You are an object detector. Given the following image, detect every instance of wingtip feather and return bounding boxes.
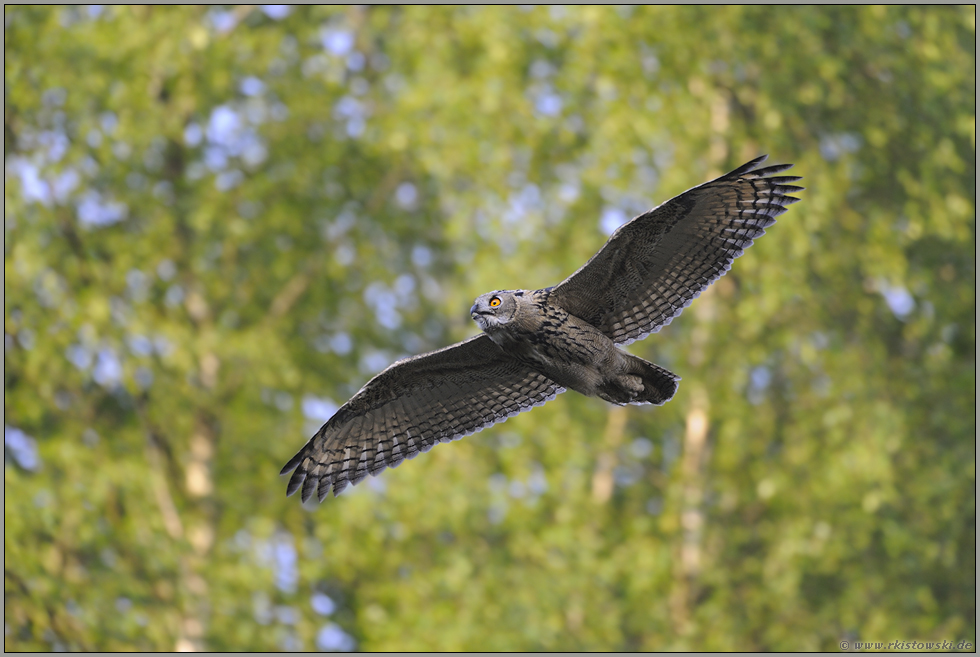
[727,154,769,178]
[332,479,349,497]
[285,468,306,497]
[749,163,796,178]
[300,471,318,503]
[317,477,332,502]
[280,449,305,476]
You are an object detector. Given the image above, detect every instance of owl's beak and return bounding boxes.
[470,303,479,317]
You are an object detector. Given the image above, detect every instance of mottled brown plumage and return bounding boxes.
[469,288,679,406]
[281,155,803,502]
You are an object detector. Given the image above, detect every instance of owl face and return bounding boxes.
[470,290,519,331]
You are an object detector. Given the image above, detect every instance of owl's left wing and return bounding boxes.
[280,334,564,502]
[550,155,803,345]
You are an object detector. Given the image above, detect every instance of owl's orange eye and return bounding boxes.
[489,297,501,307]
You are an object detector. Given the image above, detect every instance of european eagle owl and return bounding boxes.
[282,155,803,502]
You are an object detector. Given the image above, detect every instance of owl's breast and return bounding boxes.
[487,302,622,396]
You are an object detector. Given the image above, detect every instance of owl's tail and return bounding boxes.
[624,355,680,406]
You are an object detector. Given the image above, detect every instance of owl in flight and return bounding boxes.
[282,155,803,502]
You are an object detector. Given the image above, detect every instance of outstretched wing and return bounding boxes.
[280,334,564,502]
[550,155,803,345]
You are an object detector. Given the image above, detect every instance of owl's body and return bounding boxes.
[471,288,678,405]
[282,155,803,502]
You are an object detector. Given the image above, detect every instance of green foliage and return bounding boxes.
[5,5,974,651]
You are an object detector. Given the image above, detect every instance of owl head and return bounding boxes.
[470,290,521,331]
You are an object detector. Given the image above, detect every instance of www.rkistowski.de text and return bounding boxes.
[841,640,973,651]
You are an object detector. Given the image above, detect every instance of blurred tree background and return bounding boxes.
[4,5,975,651]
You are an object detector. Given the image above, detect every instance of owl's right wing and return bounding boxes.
[550,155,802,345]
[280,334,565,502]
